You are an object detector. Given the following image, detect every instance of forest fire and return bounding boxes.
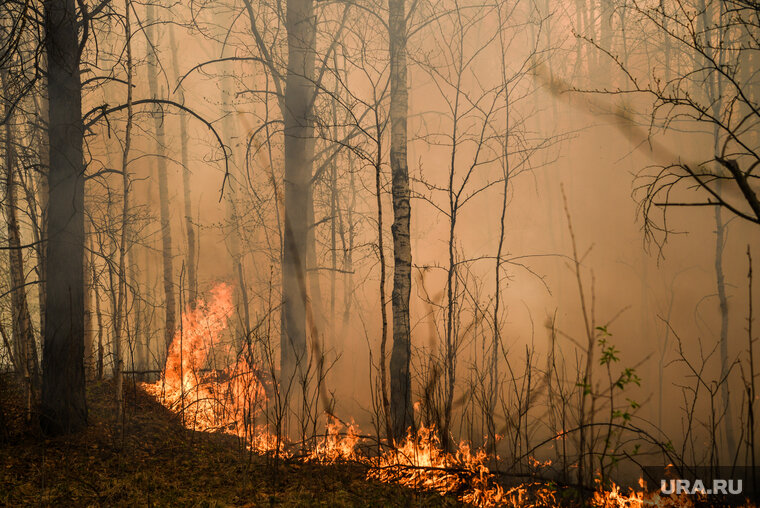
[144,283,268,437]
[143,284,512,504]
[308,417,360,463]
[2,0,759,504]
[143,285,718,507]
[367,425,505,505]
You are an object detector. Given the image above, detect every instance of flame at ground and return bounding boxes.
[368,425,506,506]
[144,283,269,441]
[590,481,697,508]
[144,285,755,507]
[308,417,360,463]
[144,284,506,504]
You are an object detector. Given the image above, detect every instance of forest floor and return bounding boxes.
[0,376,462,507]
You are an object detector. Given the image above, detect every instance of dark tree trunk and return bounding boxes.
[388,0,414,442]
[40,0,87,435]
[281,0,316,390]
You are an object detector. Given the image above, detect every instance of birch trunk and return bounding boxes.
[388,0,414,441]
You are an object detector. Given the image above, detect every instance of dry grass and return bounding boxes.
[0,375,462,507]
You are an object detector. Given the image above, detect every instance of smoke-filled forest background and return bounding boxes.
[1,0,759,505]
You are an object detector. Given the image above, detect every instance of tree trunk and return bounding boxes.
[146,1,176,354]
[338,151,355,338]
[169,23,197,307]
[281,0,316,392]
[3,102,40,414]
[490,17,511,454]
[219,58,249,346]
[699,0,737,459]
[388,0,414,442]
[83,238,95,377]
[371,107,392,440]
[599,0,612,75]
[128,244,145,372]
[714,186,736,456]
[3,87,44,389]
[41,0,87,435]
[34,97,49,351]
[306,187,325,339]
[111,0,135,424]
[330,65,339,334]
[94,243,104,381]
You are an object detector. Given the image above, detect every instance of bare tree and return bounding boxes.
[110,0,136,424]
[2,78,40,417]
[388,0,414,443]
[145,0,177,356]
[279,0,317,404]
[169,22,197,306]
[40,0,88,434]
[590,0,760,242]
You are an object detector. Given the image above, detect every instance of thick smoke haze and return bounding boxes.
[1,0,758,495]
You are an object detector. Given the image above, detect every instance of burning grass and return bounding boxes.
[366,425,505,506]
[141,283,758,508]
[0,377,464,506]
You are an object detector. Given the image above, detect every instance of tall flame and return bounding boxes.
[145,283,268,437]
[164,283,234,394]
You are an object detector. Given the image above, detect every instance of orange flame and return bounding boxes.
[590,478,704,508]
[367,425,505,506]
[144,287,755,507]
[308,417,360,463]
[164,283,233,393]
[144,283,268,440]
